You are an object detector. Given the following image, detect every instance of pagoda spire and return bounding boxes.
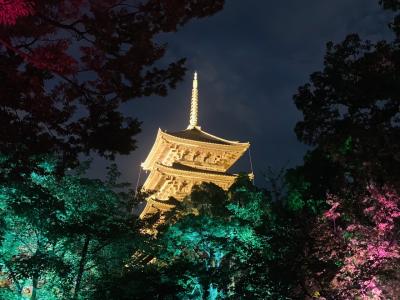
[188,71,200,129]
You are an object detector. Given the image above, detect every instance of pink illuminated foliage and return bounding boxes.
[323,195,341,232]
[311,185,400,299]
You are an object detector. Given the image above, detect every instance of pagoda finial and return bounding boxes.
[188,71,200,129]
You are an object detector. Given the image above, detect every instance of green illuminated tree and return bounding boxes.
[0,159,68,300]
[96,178,295,299]
[0,156,139,300]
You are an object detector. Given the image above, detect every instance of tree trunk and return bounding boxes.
[31,274,38,300]
[73,235,90,300]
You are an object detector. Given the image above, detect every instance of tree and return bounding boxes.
[290,1,400,298]
[0,0,225,170]
[0,156,139,300]
[306,185,400,299]
[1,2,226,298]
[380,0,400,37]
[0,156,68,300]
[95,179,297,299]
[293,1,400,190]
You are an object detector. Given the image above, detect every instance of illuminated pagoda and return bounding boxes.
[139,72,251,219]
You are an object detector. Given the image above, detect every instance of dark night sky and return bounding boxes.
[89,0,394,188]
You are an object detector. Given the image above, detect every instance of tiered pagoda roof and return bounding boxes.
[139,72,251,219]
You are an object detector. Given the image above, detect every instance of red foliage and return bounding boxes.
[30,40,78,75]
[0,0,224,86]
[0,0,224,164]
[0,0,34,25]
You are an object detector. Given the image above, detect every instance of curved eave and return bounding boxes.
[139,198,175,219]
[141,128,250,171]
[141,128,164,170]
[143,163,237,192]
[157,163,237,181]
[163,129,250,149]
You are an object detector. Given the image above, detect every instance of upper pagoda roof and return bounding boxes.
[168,127,241,145]
[141,72,250,171]
[141,128,249,171]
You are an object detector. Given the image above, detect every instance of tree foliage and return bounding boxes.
[294,1,400,189]
[96,180,296,299]
[0,1,228,299]
[0,156,139,299]
[3,0,400,299]
[0,0,224,168]
[289,1,400,298]
[306,186,400,299]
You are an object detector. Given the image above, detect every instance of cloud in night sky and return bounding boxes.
[88,0,394,188]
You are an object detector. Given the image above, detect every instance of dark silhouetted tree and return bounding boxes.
[0,0,224,171]
[294,2,400,190]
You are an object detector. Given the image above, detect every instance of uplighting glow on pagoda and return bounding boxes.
[139,72,251,218]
